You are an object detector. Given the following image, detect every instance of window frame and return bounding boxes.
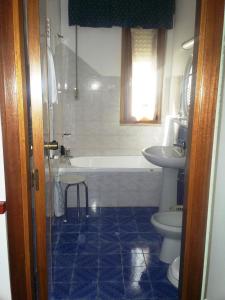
[120,28,166,125]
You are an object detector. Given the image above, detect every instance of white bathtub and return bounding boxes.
[56,155,162,208]
[67,156,156,172]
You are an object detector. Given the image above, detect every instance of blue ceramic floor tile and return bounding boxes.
[119,221,138,233]
[124,281,154,299]
[81,206,101,217]
[138,241,161,255]
[53,267,73,282]
[100,215,118,223]
[58,233,79,244]
[148,266,168,282]
[76,254,99,268]
[133,207,158,215]
[119,232,140,243]
[135,215,153,223]
[52,254,76,268]
[120,243,144,254]
[144,253,166,269]
[77,241,99,254]
[139,232,161,243]
[72,267,98,282]
[50,283,70,299]
[52,234,60,245]
[123,267,150,282]
[70,281,98,299]
[54,242,78,255]
[80,217,100,224]
[151,279,178,299]
[137,222,155,233]
[122,253,146,267]
[78,232,99,243]
[98,281,126,300]
[99,267,123,282]
[99,241,121,254]
[99,222,119,232]
[100,232,120,243]
[99,254,122,267]
[80,222,99,233]
[117,207,134,216]
[52,225,62,234]
[101,207,118,216]
[51,207,174,300]
[60,224,81,233]
[118,215,135,224]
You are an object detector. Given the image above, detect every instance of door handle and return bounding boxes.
[44,140,58,151]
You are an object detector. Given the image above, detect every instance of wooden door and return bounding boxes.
[0,0,35,299]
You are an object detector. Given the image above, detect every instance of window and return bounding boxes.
[120,28,166,124]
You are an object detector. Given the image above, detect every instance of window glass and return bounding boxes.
[120,28,165,124]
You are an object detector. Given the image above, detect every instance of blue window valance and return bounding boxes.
[68,0,175,29]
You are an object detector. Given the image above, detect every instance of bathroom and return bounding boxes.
[2,0,225,299]
[39,0,196,299]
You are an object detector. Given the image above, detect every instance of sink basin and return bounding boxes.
[142,146,186,169]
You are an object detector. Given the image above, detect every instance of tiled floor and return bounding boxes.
[50,207,178,300]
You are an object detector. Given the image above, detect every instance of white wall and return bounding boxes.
[167,0,196,115]
[0,115,12,300]
[60,0,196,114]
[52,0,196,157]
[61,0,121,77]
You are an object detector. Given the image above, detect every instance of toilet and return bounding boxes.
[151,211,183,263]
[167,256,180,288]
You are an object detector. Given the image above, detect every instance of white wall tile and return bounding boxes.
[53,44,164,156]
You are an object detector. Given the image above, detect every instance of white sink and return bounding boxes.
[142,146,186,169]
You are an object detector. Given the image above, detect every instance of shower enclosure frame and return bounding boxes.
[0,0,224,299]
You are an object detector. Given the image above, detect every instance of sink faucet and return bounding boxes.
[173,140,186,155]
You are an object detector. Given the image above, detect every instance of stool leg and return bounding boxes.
[63,185,70,223]
[82,182,89,217]
[77,184,80,222]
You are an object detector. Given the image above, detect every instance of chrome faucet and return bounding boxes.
[62,132,72,137]
[173,140,186,155]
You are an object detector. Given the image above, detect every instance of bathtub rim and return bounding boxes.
[68,155,160,172]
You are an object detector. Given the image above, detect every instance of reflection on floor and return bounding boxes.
[50,207,178,300]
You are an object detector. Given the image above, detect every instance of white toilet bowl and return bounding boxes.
[167,256,180,288]
[151,211,183,263]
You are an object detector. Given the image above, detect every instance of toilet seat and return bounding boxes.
[167,256,180,288]
[151,211,183,263]
[151,211,182,239]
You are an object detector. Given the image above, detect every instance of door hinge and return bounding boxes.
[31,169,39,191]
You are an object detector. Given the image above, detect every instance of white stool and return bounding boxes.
[60,174,89,222]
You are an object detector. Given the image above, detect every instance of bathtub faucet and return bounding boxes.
[62,132,71,137]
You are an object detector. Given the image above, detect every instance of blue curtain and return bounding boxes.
[68,0,175,29]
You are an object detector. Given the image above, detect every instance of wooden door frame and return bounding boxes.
[180,0,225,299]
[0,0,224,299]
[0,0,34,299]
